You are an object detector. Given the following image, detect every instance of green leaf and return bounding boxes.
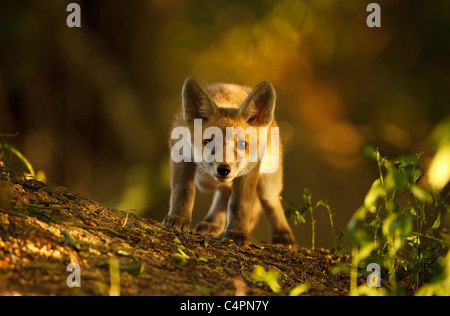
[392,154,422,167]
[366,216,381,227]
[428,184,441,205]
[331,264,352,275]
[316,199,329,208]
[289,284,309,296]
[431,213,441,230]
[328,208,337,217]
[285,208,306,225]
[9,146,35,177]
[411,185,433,204]
[303,188,312,208]
[364,179,385,211]
[403,207,416,217]
[176,244,186,251]
[265,271,282,293]
[251,265,282,294]
[354,242,378,263]
[172,248,190,266]
[411,259,426,276]
[280,196,299,210]
[145,228,161,238]
[115,249,132,257]
[361,145,378,160]
[197,255,213,263]
[386,199,396,213]
[385,168,408,191]
[295,213,306,224]
[383,214,413,238]
[407,168,423,183]
[252,265,266,280]
[365,216,376,225]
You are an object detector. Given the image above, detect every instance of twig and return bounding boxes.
[302,255,341,289]
[32,205,65,212]
[67,208,87,222]
[71,223,123,237]
[122,212,129,228]
[0,209,32,219]
[32,203,87,223]
[37,201,62,205]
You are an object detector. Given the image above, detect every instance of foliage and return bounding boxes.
[251,264,309,296]
[0,135,35,178]
[348,145,449,295]
[283,142,449,296]
[281,190,343,252]
[415,251,450,296]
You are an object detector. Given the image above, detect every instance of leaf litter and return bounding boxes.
[0,175,351,296]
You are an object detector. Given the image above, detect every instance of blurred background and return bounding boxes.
[0,0,449,248]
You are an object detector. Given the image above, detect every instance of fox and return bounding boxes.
[162,77,295,245]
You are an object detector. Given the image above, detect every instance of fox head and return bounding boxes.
[181,77,278,182]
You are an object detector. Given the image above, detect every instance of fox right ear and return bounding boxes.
[182,77,217,123]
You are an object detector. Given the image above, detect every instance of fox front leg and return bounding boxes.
[163,160,197,231]
[258,172,296,245]
[194,186,231,236]
[224,167,259,244]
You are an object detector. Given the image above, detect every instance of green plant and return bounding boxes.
[416,250,450,296]
[0,135,35,178]
[348,145,449,295]
[281,189,342,252]
[251,264,309,296]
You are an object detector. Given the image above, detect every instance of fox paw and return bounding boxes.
[194,221,224,236]
[223,230,251,245]
[162,215,191,232]
[271,231,296,245]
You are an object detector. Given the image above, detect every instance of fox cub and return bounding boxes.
[162,77,295,245]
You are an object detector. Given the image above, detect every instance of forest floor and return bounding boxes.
[0,174,352,296]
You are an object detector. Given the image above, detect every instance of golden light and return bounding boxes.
[428,144,450,192]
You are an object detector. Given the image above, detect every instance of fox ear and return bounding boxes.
[182,77,217,123]
[239,80,276,126]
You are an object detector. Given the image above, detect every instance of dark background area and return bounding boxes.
[0,0,449,248]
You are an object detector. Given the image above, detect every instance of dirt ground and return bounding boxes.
[0,173,351,296]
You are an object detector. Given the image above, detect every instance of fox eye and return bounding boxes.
[204,139,213,145]
[237,140,247,150]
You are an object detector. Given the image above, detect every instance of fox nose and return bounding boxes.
[217,164,231,176]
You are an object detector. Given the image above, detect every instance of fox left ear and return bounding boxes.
[239,80,276,126]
